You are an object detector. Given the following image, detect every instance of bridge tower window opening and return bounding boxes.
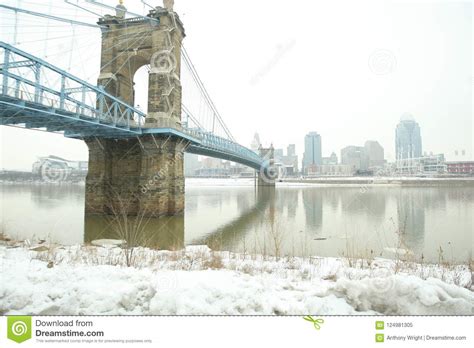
[133,64,150,121]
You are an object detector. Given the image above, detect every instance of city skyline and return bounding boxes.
[0,0,472,171]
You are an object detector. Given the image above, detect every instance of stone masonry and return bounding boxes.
[96,6,185,128]
[85,135,186,217]
[84,4,187,217]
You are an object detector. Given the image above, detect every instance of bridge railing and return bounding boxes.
[0,42,267,169]
[182,126,265,169]
[0,42,145,133]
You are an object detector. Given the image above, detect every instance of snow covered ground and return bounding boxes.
[0,243,472,315]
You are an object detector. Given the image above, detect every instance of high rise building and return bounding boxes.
[282,144,298,174]
[184,153,200,177]
[250,133,261,153]
[274,148,284,162]
[322,152,338,165]
[341,146,369,172]
[364,140,385,168]
[302,132,322,173]
[395,114,422,160]
[287,144,296,156]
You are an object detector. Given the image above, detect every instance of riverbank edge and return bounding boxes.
[2,176,474,187]
[1,237,473,315]
[281,177,474,186]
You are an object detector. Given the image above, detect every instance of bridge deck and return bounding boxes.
[0,42,266,170]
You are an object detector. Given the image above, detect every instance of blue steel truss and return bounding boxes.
[0,41,145,137]
[0,42,266,170]
[183,128,264,170]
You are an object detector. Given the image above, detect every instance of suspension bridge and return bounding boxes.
[0,0,275,217]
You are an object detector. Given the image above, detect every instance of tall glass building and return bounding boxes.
[303,132,322,172]
[395,114,422,160]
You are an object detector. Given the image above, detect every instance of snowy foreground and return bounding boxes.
[0,243,473,315]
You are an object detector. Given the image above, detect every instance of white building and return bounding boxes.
[395,154,446,175]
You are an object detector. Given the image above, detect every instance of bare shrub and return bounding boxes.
[106,190,152,267]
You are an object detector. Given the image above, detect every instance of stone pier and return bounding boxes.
[85,135,186,217]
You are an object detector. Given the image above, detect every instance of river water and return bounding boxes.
[1,179,472,263]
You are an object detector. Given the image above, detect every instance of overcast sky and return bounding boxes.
[0,0,472,170]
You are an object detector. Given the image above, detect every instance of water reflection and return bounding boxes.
[302,189,323,232]
[1,181,472,263]
[84,214,185,250]
[397,190,425,254]
[339,188,386,219]
[30,184,84,208]
[285,189,298,218]
[194,187,274,250]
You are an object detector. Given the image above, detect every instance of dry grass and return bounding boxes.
[18,242,473,290]
[105,191,153,267]
[202,252,224,270]
[0,233,11,242]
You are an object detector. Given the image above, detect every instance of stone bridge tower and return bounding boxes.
[84,2,187,218]
[96,2,184,127]
[258,146,276,187]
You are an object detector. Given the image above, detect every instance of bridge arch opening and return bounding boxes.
[133,64,150,115]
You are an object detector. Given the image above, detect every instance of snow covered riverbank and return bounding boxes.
[0,243,472,315]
